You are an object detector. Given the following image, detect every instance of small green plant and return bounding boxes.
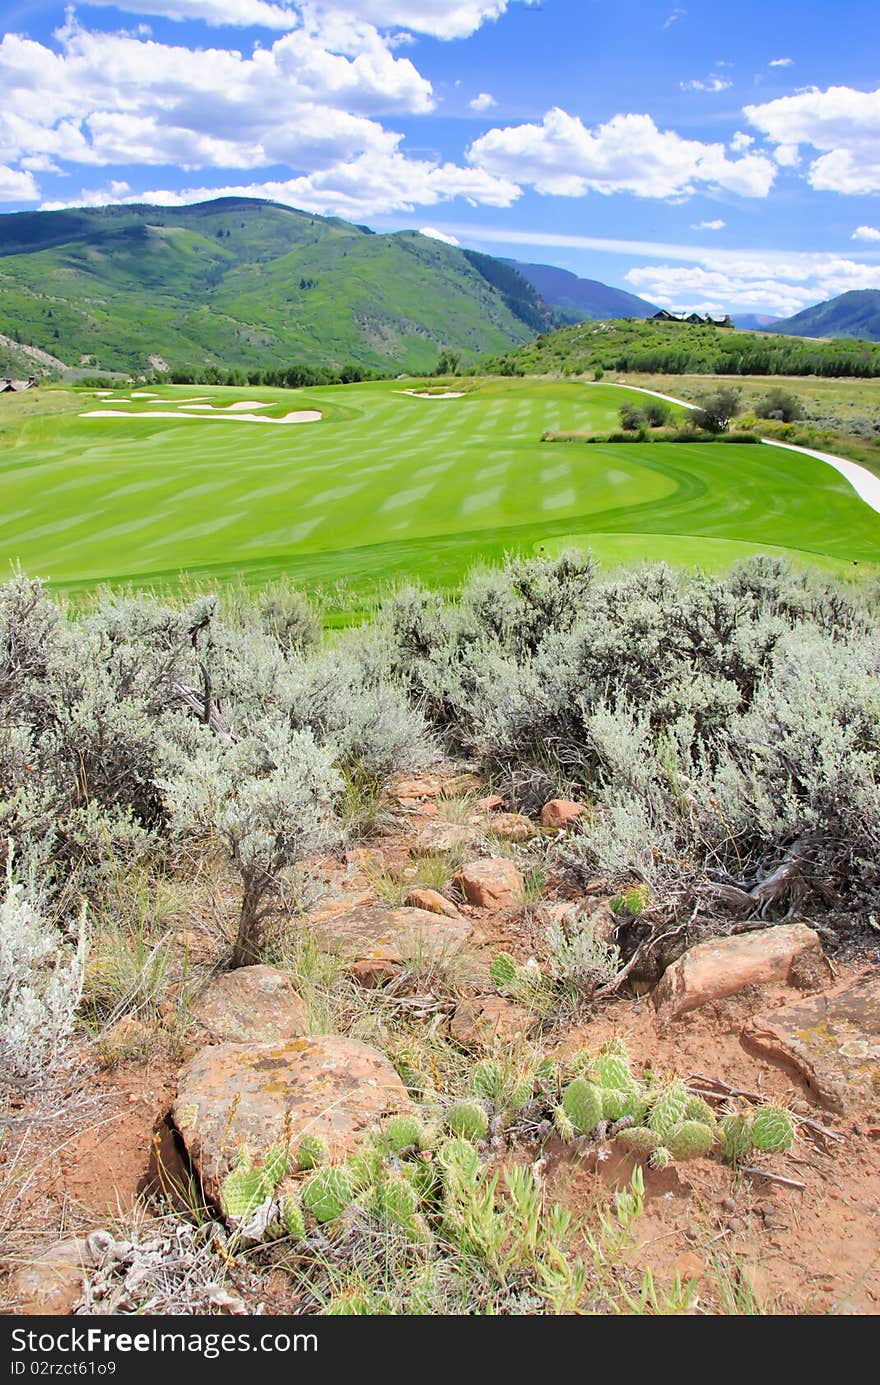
[446,1100,490,1141]
[609,885,651,917]
[720,1104,795,1161]
[301,1166,355,1224]
[296,1134,328,1170]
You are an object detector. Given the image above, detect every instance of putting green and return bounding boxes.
[1,377,878,595]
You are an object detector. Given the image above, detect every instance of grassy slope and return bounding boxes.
[2,378,878,599]
[0,201,541,376]
[769,290,880,342]
[483,316,880,376]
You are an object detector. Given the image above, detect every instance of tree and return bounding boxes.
[692,387,741,434]
[435,349,461,377]
[755,387,804,423]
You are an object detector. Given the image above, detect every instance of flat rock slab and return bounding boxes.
[7,1240,89,1316]
[450,996,538,1050]
[173,1036,411,1198]
[745,971,880,1113]
[403,887,462,919]
[190,965,308,1044]
[653,923,828,1021]
[454,858,525,910]
[312,905,472,968]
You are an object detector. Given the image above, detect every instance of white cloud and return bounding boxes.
[680,76,733,93]
[419,225,460,244]
[86,0,300,27]
[730,131,754,152]
[0,163,39,202]
[468,108,777,199]
[45,152,519,219]
[469,92,497,113]
[664,8,686,28]
[769,57,793,68]
[626,254,880,317]
[0,17,434,176]
[853,225,880,242]
[692,219,725,230]
[85,1,516,39]
[745,84,880,193]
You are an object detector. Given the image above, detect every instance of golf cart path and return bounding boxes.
[595,381,880,517]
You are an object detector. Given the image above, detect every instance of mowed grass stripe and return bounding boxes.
[1,376,878,593]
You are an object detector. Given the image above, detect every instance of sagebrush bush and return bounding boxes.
[0,863,87,1088]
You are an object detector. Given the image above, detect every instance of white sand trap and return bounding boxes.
[398,389,466,399]
[81,409,321,425]
[130,391,158,398]
[178,400,272,412]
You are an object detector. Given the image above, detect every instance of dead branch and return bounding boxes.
[739,1167,806,1191]
[688,1073,843,1143]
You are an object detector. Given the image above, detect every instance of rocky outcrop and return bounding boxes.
[653,924,829,1020]
[190,965,308,1045]
[454,858,524,910]
[312,905,472,981]
[172,1036,411,1201]
[540,799,587,829]
[744,971,880,1113]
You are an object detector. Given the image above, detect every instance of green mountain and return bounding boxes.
[0,198,559,375]
[504,259,657,321]
[768,290,880,342]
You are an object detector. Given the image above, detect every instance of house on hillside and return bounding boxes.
[651,310,732,328]
[0,377,37,392]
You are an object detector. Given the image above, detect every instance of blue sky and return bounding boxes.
[1,0,879,314]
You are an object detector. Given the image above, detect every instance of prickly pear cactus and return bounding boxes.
[301,1166,354,1224]
[404,1156,440,1202]
[599,1086,628,1122]
[751,1106,795,1154]
[281,1193,306,1241]
[596,1051,631,1092]
[471,1059,504,1105]
[649,1145,672,1170]
[553,1105,576,1141]
[600,1037,629,1060]
[262,1141,290,1189]
[720,1113,754,1161]
[376,1174,420,1231]
[296,1134,327,1171]
[346,1147,383,1195]
[490,952,518,991]
[446,1100,489,1141]
[508,1074,534,1113]
[561,1077,603,1134]
[615,1126,661,1156]
[684,1095,717,1129]
[381,1114,424,1154]
[648,1079,689,1139]
[666,1119,716,1161]
[220,1162,268,1220]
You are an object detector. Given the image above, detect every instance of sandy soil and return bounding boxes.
[398,389,467,399]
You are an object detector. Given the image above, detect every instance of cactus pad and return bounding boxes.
[561,1077,603,1134]
[261,1141,290,1190]
[666,1119,715,1161]
[220,1164,268,1220]
[381,1114,424,1154]
[751,1106,795,1154]
[648,1079,689,1139]
[615,1126,661,1156]
[446,1100,490,1141]
[301,1166,354,1224]
[720,1114,754,1161]
[296,1134,327,1171]
[281,1194,306,1241]
[471,1060,505,1105]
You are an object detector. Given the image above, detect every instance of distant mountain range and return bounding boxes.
[0,198,561,375]
[504,259,657,322]
[730,314,782,332]
[767,290,880,342]
[2,197,877,376]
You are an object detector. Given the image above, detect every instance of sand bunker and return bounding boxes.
[81,409,321,425]
[178,400,271,412]
[399,389,466,399]
[130,391,158,398]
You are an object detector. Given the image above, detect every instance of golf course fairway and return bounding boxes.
[2,377,878,597]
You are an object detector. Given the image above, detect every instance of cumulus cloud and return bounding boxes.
[0,163,39,202]
[0,16,434,176]
[692,219,725,230]
[419,225,460,244]
[626,253,880,317]
[768,57,793,68]
[853,225,880,242]
[745,84,880,193]
[44,151,520,219]
[86,1,517,39]
[468,108,777,199]
[470,92,498,112]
